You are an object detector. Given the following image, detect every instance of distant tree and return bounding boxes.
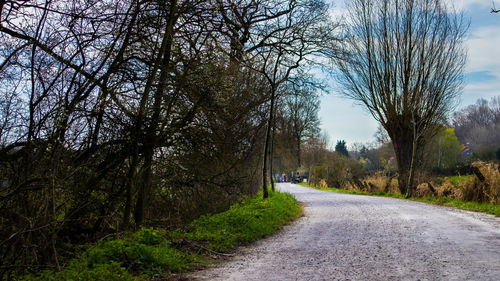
[228,0,339,197]
[283,83,321,167]
[302,133,329,182]
[335,140,349,157]
[333,0,468,196]
[453,97,500,160]
[438,128,463,169]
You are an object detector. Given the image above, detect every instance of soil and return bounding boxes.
[183,183,500,280]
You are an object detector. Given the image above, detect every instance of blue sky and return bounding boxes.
[319,0,500,148]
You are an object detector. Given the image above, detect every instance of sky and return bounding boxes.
[318,0,500,149]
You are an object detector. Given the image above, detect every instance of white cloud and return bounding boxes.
[449,0,490,11]
[466,25,500,73]
[460,24,500,106]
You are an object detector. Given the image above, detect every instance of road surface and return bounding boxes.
[186,183,500,280]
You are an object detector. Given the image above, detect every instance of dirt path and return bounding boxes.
[185,183,500,280]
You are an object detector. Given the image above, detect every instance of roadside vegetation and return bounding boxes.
[0,0,330,278]
[24,190,301,280]
[300,160,500,217]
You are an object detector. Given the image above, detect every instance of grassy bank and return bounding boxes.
[299,182,500,217]
[26,190,302,280]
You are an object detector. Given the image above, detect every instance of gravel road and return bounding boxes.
[186,183,500,280]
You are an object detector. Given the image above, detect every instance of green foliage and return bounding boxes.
[439,128,464,169]
[185,190,302,252]
[27,228,195,281]
[441,175,475,186]
[26,262,137,281]
[26,191,301,280]
[496,147,500,160]
[424,127,464,170]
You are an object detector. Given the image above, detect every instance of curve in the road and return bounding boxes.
[186,183,500,281]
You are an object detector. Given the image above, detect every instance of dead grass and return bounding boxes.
[317,179,328,188]
[436,178,457,199]
[461,161,500,204]
[362,171,398,193]
[415,183,434,197]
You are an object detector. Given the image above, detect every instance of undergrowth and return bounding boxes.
[25,190,301,280]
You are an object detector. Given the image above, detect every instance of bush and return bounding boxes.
[27,228,196,281]
[310,152,365,188]
[415,183,434,198]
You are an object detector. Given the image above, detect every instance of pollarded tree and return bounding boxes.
[334,0,468,196]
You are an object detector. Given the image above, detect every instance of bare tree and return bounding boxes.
[334,0,468,196]
[453,96,500,159]
[215,0,339,197]
[281,82,321,168]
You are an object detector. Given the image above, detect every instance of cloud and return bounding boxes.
[466,25,500,73]
[449,0,491,11]
[461,24,500,105]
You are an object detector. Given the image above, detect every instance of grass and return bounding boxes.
[414,196,500,217]
[438,174,475,186]
[299,182,500,217]
[26,190,301,280]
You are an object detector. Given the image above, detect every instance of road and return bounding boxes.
[186,183,500,280]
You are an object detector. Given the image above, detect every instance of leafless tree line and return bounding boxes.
[453,96,500,159]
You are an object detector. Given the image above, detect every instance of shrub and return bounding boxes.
[27,228,195,281]
[310,152,365,188]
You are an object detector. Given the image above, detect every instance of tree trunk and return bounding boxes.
[270,118,276,192]
[296,134,301,168]
[391,131,414,195]
[262,90,276,199]
[134,0,178,226]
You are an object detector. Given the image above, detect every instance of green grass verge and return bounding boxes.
[26,190,301,280]
[413,196,500,217]
[437,174,475,186]
[299,182,500,217]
